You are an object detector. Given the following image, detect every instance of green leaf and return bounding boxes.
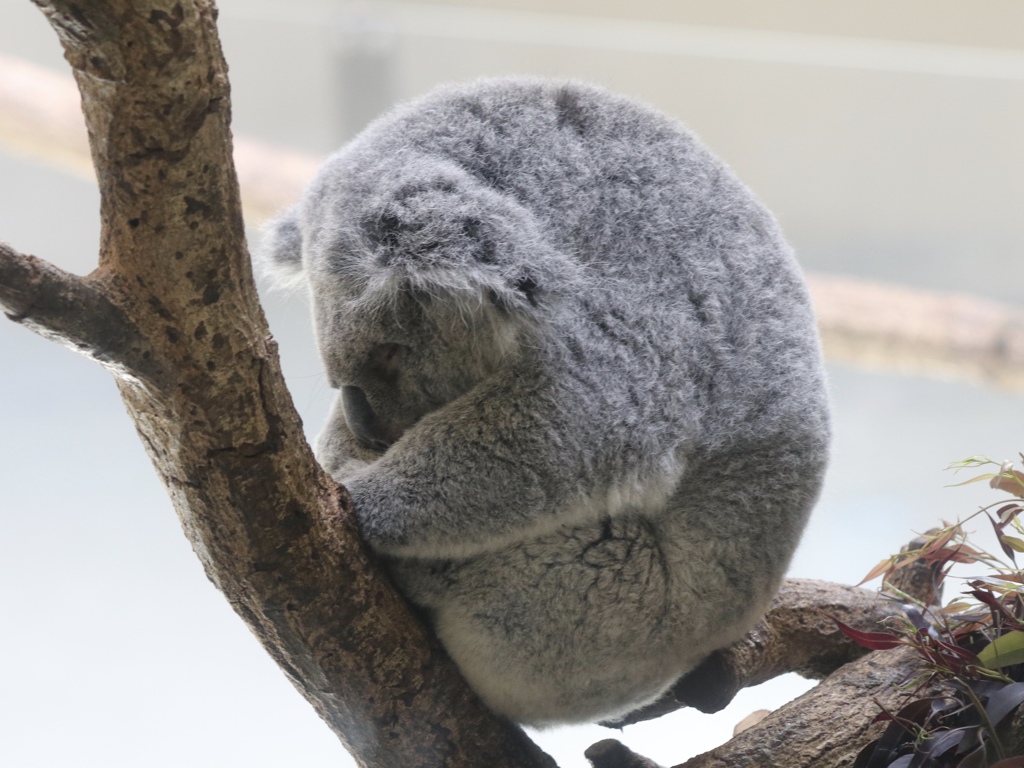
[978,630,1024,669]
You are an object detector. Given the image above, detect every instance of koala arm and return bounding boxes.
[315,396,378,478]
[342,370,683,559]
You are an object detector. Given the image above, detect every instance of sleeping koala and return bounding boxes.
[263,78,830,727]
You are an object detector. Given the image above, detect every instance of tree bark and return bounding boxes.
[671,646,932,768]
[5,2,552,767]
[602,579,910,727]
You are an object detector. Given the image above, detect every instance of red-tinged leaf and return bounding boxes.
[893,697,938,725]
[921,545,983,566]
[996,503,1024,524]
[825,613,904,650]
[990,758,1024,768]
[931,638,981,666]
[984,681,1024,726]
[968,590,1021,628]
[922,526,960,556]
[861,557,897,586]
[991,466,1024,497]
[969,589,1002,608]
[989,514,1019,562]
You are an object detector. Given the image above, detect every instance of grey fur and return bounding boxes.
[262,78,830,727]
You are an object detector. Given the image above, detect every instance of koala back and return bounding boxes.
[263,78,830,726]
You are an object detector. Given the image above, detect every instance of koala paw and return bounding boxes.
[342,470,412,554]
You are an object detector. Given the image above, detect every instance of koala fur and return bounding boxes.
[263,78,830,727]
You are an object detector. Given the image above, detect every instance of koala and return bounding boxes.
[263,78,830,727]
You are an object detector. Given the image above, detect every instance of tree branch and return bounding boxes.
[591,647,939,768]
[809,273,1024,392]
[602,579,905,728]
[9,2,553,766]
[0,241,159,380]
[590,545,954,766]
[671,646,932,768]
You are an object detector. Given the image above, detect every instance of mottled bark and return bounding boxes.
[4,2,552,767]
[591,647,938,768]
[671,647,931,768]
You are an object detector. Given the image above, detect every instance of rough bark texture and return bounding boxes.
[671,647,933,768]
[5,2,553,767]
[591,647,952,768]
[607,543,943,728]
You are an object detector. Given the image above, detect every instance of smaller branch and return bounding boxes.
[0,242,158,381]
[604,578,913,728]
[604,535,953,727]
[592,647,940,768]
[675,646,932,768]
[809,273,1024,392]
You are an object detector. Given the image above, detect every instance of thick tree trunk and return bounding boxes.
[5,2,553,766]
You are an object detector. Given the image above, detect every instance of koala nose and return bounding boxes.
[340,385,398,453]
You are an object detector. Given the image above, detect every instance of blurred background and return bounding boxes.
[1,1,1022,766]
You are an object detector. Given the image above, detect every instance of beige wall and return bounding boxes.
[427,0,1024,48]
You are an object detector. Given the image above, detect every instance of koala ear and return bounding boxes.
[256,206,306,289]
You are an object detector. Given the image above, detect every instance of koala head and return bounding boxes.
[261,148,580,466]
